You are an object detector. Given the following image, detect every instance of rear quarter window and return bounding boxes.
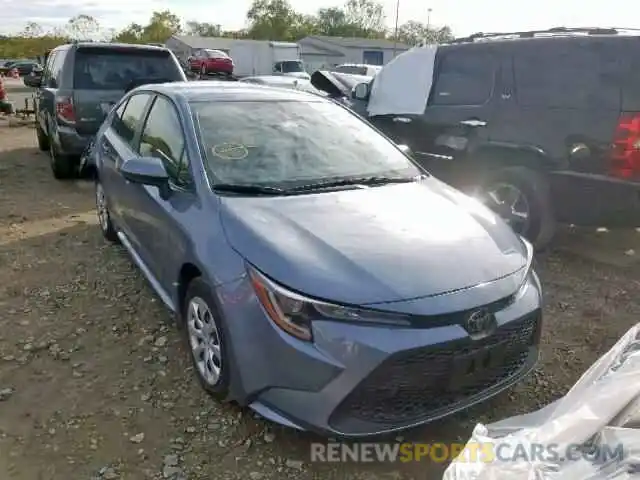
[514,40,621,110]
[73,48,183,90]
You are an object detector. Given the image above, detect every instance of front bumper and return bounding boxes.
[218,271,543,438]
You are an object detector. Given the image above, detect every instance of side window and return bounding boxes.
[139,96,189,186]
[273,62,282,73]
[111,94,151,146]
[431,49,496,106]
[42,52,57,86]
[49,51,64,87]
[514,42,620,110]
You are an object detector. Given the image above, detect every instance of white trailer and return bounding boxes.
[230,41,309,79]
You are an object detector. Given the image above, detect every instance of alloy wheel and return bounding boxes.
[187,296,223,386]
[482,182,530,234]
[95,182,109,232]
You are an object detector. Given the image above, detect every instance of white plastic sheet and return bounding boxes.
[366,45,437,117]
[443,323,640,479]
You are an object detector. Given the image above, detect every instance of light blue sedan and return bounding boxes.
[90,80,543,437]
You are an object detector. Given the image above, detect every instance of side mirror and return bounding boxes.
[120,156,169,188]
[352,82,370,101]
[398,144,412,156]
[23,72,42,88]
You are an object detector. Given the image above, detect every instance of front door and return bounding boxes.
[128,94,194,289]
[371,45,502,187]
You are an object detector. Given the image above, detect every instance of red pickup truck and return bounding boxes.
[188,49,234,76]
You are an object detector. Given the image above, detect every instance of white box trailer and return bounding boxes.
[230,41,309,79]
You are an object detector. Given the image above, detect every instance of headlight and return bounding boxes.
[247,265,410,341]
[514,236,535,300]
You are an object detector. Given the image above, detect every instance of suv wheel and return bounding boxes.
[479,167,556,250]
[49,141,77,180]
[181,278,230,400]
[36,123,49,151]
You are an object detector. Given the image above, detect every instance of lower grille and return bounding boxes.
[329,311,541,432]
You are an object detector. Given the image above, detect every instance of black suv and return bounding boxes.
[350,27,640,248]
[25,42,186,180]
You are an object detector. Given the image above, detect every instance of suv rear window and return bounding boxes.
[73,48,182,90]
[514,41,621,110]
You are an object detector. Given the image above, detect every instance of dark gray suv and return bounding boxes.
[25,42,186,179]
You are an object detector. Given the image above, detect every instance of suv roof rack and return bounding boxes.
[449,27,640,44]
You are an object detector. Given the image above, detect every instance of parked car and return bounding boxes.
[327,27,640,249]
[332,63,382,77]
[24,42,186,180]
[188,49,234,76]
[239,75,325,95]
[0,60,40,76]
[90,81,543,437]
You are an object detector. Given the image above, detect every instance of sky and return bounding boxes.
[2,0,640,37]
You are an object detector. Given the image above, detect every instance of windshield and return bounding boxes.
[73,48,183,90]
[191,100,419,188]
[281,61,304,73]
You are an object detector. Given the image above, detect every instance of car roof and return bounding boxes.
[56,42,171,52]
[148,81,324,102]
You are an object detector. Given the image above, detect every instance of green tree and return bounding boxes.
[394,21,453,46]
[314,7,353,37]
[186,21,222,37]
[112,23,145,43]
[246,0,302,41]
[21,22,44,38]
[142,10,183,42]
[344,0,386,38]
[67,14,102,40]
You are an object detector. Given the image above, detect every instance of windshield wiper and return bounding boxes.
[286,175,424,193]
[212,184,286,195]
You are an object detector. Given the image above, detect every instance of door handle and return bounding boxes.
[460,119,487,127]
[393,117,412,123]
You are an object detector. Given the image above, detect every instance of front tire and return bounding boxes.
[182,278,230,400]
[479,166,556,250]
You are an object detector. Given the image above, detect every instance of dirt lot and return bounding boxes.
[0,126,639,480]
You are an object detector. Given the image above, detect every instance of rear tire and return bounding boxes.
[36,123,49,151]
[49,141,77,180]
[479,166,556,250]
[95,179,118,243]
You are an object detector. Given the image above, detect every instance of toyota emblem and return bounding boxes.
[464,309,496,337]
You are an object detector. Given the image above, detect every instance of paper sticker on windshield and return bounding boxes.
[211,143,248,160]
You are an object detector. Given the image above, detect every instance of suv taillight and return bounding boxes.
[55,96,75,123]
[611,113,640,180]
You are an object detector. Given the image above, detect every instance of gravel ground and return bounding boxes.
[0,126,639,480]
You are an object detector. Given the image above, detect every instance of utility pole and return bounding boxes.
[423,7,433,46]
[392,0,400,57]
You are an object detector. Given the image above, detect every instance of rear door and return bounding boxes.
[100,92,154,251]
[371,44,501,183]
[72,46,184,136]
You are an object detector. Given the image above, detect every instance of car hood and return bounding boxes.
[220,178,528,305]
